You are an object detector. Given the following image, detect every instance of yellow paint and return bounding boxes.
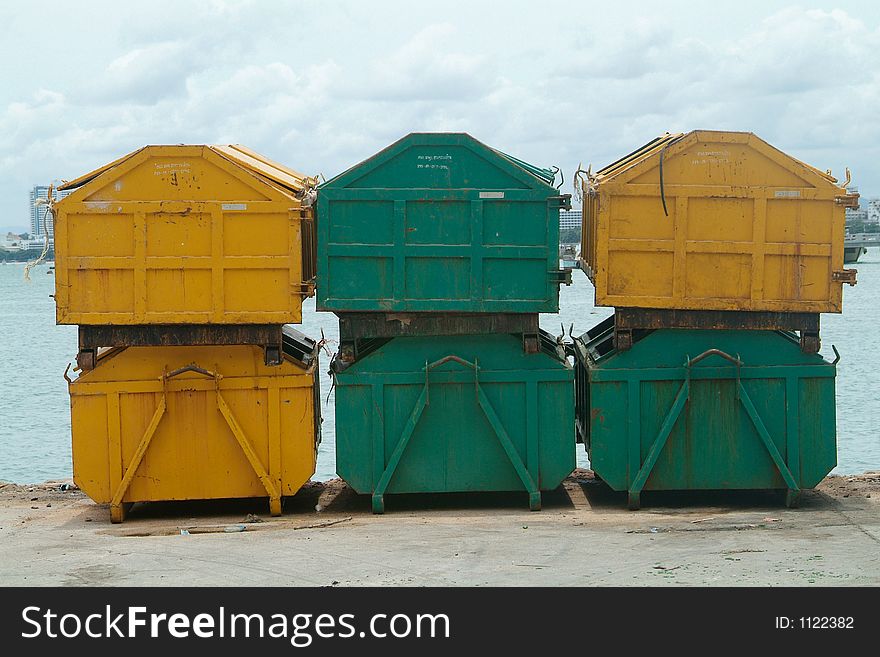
[69,344,319,521]
[54,145,317,325]
[581,131,856,312]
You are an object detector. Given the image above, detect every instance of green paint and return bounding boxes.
[317,133,569,313]
[334,333,574,512]
[575,328,837,503]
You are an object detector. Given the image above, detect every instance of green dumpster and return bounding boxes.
[574,320,837,509]
[332,332,575,512]
[317,133,571,314]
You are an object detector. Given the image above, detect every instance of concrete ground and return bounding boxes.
[1,470,878,586]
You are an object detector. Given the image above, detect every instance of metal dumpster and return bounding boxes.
[69,329,321,522]
[574,320,836,508]
[317,133,571,314]
[54,144,318,326]
[332,331,574,512]
[579,130,858,313]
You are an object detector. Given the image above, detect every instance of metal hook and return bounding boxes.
[573,163,591,202]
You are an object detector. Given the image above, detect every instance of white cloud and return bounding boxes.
[346,23,493,101]
[85,40,195,104]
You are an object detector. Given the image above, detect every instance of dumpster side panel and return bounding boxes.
[586,380,629,491]
[119,388,268,501]
[381,381,525,493]
[70,345,318,505]
[538,380,577,488]
[280,382,319,496]
[317,133,565,314]
[584,131,850,313]
[318,193,560,312]
[70,393,112,503]
[580,329,837,494]
[54,145,308,325]
[334,334,574,498]
[643,377,787,491]
[334,384,375,494]
[799,376,838,488]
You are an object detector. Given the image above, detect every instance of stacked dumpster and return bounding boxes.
[575,130,858,508]
[319,133,575,512]
[53,145,322,522]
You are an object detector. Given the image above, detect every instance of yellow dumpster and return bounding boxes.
[69,329,321,522]
[580,131,858,313]
[54,145,318,325]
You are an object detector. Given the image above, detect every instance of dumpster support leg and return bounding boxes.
[372,387,429,514]
[628,379,689,510]
[110,396,167,523]
[737,383,800,504]
[216,392,283,516]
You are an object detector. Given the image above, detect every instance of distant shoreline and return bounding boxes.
[0,253,54,264]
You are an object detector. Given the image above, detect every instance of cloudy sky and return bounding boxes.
[1,0,878,231]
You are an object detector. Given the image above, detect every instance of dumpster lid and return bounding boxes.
[59,144,317,194]
[321,132,559,190]
[58,147,149,191]
[492,149,556,185]
[596,132,684,178]
[211,144,317,193]
[593,130,841,186]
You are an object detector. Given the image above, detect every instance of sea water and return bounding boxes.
[0,259,876,483]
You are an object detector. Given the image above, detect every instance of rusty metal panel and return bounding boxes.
[614,308,820,332]
[76,325,320,369]
[579,130,856,313]
[337,312,540,340]
[53,145,318,326]
[78,324,284,348]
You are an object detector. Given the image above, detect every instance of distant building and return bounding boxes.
[29,183,70,239]
[559,209,581,231]
[2,232,25,249]
[866,198,880,224]
[2,232,45,251]
[845,207,869,224]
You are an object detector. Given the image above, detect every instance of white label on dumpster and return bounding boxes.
[479,192,505,199]
[221,203,247,210]
[774,190,801,198]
